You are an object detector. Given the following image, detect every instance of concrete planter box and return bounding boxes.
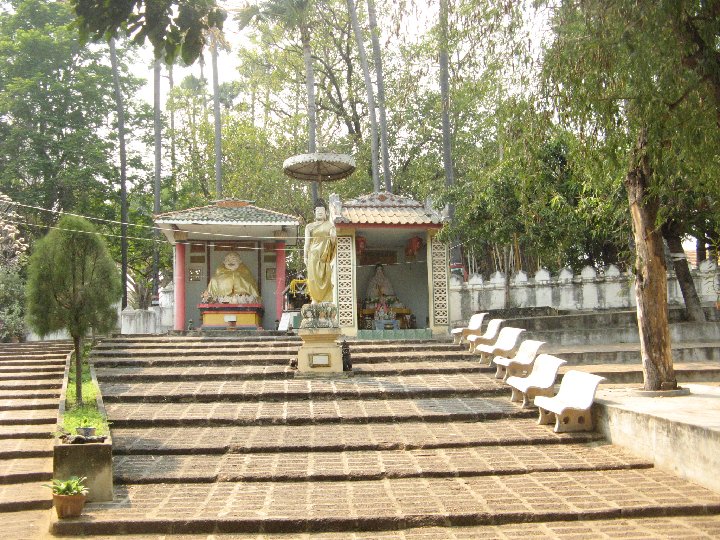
[55,352,113,502]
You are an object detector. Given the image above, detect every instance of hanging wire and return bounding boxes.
[7,200,307,241]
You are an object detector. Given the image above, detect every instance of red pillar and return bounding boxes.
[275,241,286,321]
[174,242,186,331]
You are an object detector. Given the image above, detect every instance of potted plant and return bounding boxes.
[76,417,96,437]
[44,476,88,518]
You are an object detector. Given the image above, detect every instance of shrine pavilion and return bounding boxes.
[328,192,450,338]
[155,199,300,330]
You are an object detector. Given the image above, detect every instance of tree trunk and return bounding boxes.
[624,129,677,391]
[211,35,223,199]
[366,0,391,192]
[168,64,177,202]
[153,58,162,297]
[347,0,380,193]
[300,25,319,205]
[439,0,463,272]
[662,221,706,322]
[697,236,707,264]
[109,38,128,310]
[73,335,82,405]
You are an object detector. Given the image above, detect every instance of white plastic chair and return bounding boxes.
[493,339,545,380]
[535,370,606,433]
[506,353,566,408]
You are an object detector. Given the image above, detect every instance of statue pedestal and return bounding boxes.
[297,327,343,373]
[198,303,264,329]
[296,302,345,374]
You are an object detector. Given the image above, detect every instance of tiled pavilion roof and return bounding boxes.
[332,192,444,226]
[155,199,300,226]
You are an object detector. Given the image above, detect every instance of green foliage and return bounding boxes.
[65,353,97,406]
[541,0,720,237]
[70,0,226,63]
[0,1,149,248]
[43,476,88,496]
[62,405,107,436]
[25,215,121,340]
[0,266,27,342]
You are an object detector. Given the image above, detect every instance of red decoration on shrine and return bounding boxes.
[405,236,423,258]
[356,235,367,256]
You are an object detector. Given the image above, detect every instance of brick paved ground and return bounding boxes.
[0,342,72,538]
[50,336,720,537]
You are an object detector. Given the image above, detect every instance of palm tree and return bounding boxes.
[209,28,230,199]
[153,57,162,297]
[346,0,380,192]
[109,37,128,308]
[439,0,462,272]
[237,0,321,204]
[366,0,391,192]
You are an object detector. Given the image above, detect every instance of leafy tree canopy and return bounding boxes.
[70,0,226,63]
[26,215,121,340]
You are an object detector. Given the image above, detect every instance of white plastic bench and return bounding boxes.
[506,353,566,408]
[466,318,504,353]
[535,370,606,433]
[450,312,488,344]
[493,339,545,380]
[474,326,526,365]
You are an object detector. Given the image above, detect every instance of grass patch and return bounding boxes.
[62,345,109,436]
[62,404,108,436]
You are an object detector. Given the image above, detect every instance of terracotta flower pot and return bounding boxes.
[53,493,86,519]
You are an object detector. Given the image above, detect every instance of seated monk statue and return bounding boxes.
[366,264,397,300]
[205,252,260,303]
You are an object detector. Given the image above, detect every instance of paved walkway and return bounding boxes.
[0,341,72,540]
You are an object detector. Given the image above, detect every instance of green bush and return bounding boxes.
[0,267,26,342]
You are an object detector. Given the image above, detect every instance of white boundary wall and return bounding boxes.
[449,260,720,324]
[120,284,174,335]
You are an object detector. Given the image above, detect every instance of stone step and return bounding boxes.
[0,358,67,367]
[50,468,720,536]
[113,442,651,484]
[0,481,51,512]
[101,335,300,345]
[44,516,720,539]
[503,306,714,331]
[0,365,66,374]
[0,409,57,426]
[0,424,55,440]
[0,397,59,411]
[95,361,489,383]
[0,437,52,459]
[0,379,62,392]
[99,374,506,403]
[0,457,52,484]
[524,321,720,347]
[91,350,475,368]
[0,370,65,381]
[545,341,720,365]
[111,418,602,455]
[91,342,463,358]
[105,396,534,428]
[5,509,56,540]
[561,362,720,384]
[0,388,60,399]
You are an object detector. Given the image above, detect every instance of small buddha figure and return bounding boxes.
[205,252,260,303]
[366,264,396,300]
